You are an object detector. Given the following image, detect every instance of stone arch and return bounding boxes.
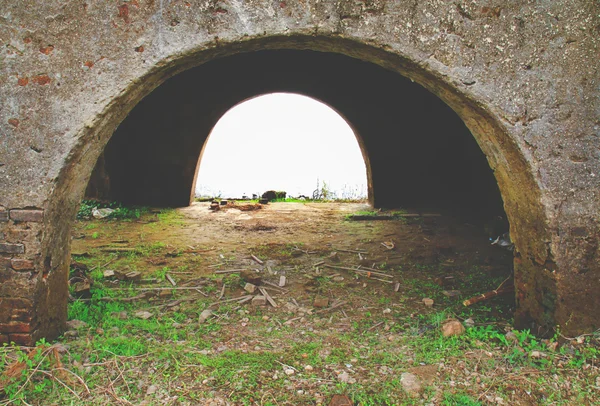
[34,35,550,343]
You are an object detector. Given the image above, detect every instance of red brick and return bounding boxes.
[0,243,24,254]
[8,333,33,346]
[0,334,9,345]
[0,321,35,334]
[10,309,33,323]
[10,209,44,222]
[11,259,35,271]
[0,298,33,323]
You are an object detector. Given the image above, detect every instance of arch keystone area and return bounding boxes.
[1,2,598,345]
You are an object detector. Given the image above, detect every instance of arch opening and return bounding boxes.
[194,93,369,202]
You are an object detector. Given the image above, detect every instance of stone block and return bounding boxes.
[0,243,25,254]
[10,209,44,222]
[0,208,7,222]
[0,232,5,240]
[251,295,267,306]
[11,259,35,271]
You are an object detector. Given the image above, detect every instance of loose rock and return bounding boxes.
[252,295,267,306]
[199,309,214,323]
[441,319,465,337]
[313,296,330,308]
[134,311,153,320]
[400,372,422,396]
[422,298,434,307]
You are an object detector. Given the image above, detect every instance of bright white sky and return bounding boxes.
[195,93,368,199]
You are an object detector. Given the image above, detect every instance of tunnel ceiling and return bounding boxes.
[87,49,506,223]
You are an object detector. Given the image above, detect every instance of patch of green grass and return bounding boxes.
[76,199,148,220]
[442,392,482,405]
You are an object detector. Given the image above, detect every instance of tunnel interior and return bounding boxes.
[86,49,507,227]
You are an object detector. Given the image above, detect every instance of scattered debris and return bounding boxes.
[244,283,257,293]
[313,296,330,308]
[491,231,514,251]
[442,290,461,297]
[92,207,115,219]
[198,309,214,324]
[422,298,434,307]
[250,254,264,265]
[463,275,514,306]
[381,241,395,250]
[134,310,153,320]
[278,275,286,287]
[214,269,246,274]
[252,295,267,306]
[400,372,422,396]
[165,273,177,286]
[258,287,278,307]
[442,319,466,337]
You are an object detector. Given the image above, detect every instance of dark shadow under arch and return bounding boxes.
[86,49,506,226]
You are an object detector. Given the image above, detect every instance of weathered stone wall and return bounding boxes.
[0,1,598,343]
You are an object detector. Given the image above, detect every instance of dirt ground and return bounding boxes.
[4,202,598,405]
[72,201,515,325]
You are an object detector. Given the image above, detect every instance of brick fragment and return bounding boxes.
[10,209,44,222]
[11,259,35,271]
[0,243,24,254]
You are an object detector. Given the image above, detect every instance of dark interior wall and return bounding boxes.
[86,50,506,225]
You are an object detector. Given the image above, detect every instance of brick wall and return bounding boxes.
[0,207,44,345]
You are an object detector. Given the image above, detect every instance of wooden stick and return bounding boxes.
[251,255,264,265]
[463,275,514,307]
[107,286,207,291]
[165,273,177,287]
[315,300,347,314]
[208,295,252,307]
[324,264,393,278]
[333,248,368,254]
[258,287,278,308]
[358,265,391,274]
[462,287,514,307]
[214,269,246,274]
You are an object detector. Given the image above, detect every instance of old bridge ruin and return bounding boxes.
[0,1,598,345]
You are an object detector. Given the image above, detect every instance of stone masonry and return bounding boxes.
[0,1,598,344]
